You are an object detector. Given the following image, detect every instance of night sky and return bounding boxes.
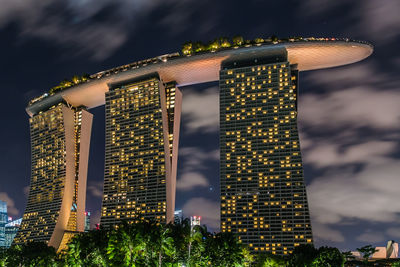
[0,0,399,252]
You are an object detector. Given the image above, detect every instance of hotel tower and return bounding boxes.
[20,37,372,253]
[14,104,92,251]
[219,51,312,254]
[101,76,181,226]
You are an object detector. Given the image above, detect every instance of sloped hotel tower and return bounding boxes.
[20,37,372,253]
[14,104,92,251]
[101,76,181,226]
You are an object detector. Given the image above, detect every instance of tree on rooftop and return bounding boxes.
[208,38,221,51]
[193,42,206,53]
[219,37,231,48]
[232,36,244,46]
[271,35,279,43]
[254,37,264,44]
[182,42,193,55]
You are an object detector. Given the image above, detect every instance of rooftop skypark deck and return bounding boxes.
[26,37,373,116]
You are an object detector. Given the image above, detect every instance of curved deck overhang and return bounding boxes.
[26,40,373,117]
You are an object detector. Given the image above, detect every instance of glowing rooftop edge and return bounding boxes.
[26,38,373,117]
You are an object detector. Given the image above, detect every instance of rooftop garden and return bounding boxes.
[180,36,361,56]
[181,36,303,55]
[49,74,90,95]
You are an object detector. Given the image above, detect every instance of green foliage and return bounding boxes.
[2,221,375,267]
[391,260,400,267]
[0,242,60,266]
[342,250,355,261]
[182,42,193,55]
[49,74,90,95]
[312,247,345,267]
[181,35,287,55]
[64,219,250,266]
[232,36,244,46]
[193,42,206,53]
[357,244,378,263]
[64,227,110,267]
[256,252,287,267]
[288,244,318,267]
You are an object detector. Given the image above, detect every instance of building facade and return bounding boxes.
[14,104,92,251]
[101,75,182,227]
[4,218,22,248]
[219,53,313,255]
[0,201,7,247]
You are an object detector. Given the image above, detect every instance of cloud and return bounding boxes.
[0,192,19,216]
[0,0,214,60]
[182,87,219,133]
[23,186,30,198]
[177,172,209,191]
[177,147,219,191]
[299,0,400,43]
[312,222,345,243]
[179,147,219,170]
[303,141,396,169]
[87,181,103,198]
[90,210,101,229]
[182,197,219,230]
[308,160,400,225]
[299,87,400,132]
[357,230,385,243]
[386,228,400,239]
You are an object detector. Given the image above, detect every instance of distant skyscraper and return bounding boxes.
[14,104,93,251]
[174,210,183,224]
[219,54,312,254]
[84,212,90,232]
[101,76,182,227]
[190,216,201,229]
[4,218,22,248]
[0,201,7,247]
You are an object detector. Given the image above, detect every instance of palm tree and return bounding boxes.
[65,228,110,266]
[107,222,147,266]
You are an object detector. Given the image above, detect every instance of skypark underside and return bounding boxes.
[26,41,373,117]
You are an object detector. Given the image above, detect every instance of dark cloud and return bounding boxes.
[177,147,219,191]
[87,181,103,198]
[181,87,219,133]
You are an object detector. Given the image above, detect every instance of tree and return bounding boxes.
[206,232,251,266]
[232,36,244,46]
[208,39,220,51]
[254,38,264,44]
[288,244,318,267]
[312,247,345,267]
[182,42,193,55]
[271,35,279,44]
[193,42,206,53]
[219,37,231,48]
[9,242,59,267]
[65,228,110,266]
[256,252,287,267]
[356,245,377,263]
[342,251,355,262]
[107,222,147,266]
